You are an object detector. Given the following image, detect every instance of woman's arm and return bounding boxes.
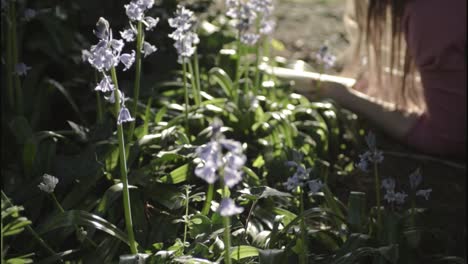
[304,81,421,140]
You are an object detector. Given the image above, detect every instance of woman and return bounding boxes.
[294,0,466,158]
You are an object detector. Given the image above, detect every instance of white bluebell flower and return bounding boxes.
[381,177,396,192]
[38,174,59,193]
[218,198,244,216]
[168,6,199,60]
[23,9,37,21]
[142,41,157,58]
[14,63,31,76]
[125,2,144,21]
[240,33,260,45]
[308,179,324,194]
[120,50,136,71]
[117,106,135,124]
[95,74,114,92]
[227,2,257,32]
[416,189,432,200]
[110,39,125,55]
[409,168,422,190]
[120,28,136,42]
[143,16,159,31]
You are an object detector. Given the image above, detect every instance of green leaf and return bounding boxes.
[208,67,234,98]
[347,191,367,233]
[258,248,287,264]
[230,245,259,260]
[160,163,190,184]
[38,210,130,246]
[95,183,138,216]
[46,79,88,126]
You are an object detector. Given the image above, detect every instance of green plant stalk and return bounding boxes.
[220,171,232,264]
[253,17,261,95]
[233,35,242,105]
[187,60,200,106]
[238,199,258,260]
[126,21,143,156]
[50,193,98,249]
[95,71,104,123]
[201,184,214,216]
[411,195,416,227]
[10,1,23,115]
[373,162,382,236]
[182,61,190,135]
[194,51,202,104]
[4,12,14,110]
[299,188,308,264]
[110,67,138,254]
[183,187,189,248]
[1,191,57,257]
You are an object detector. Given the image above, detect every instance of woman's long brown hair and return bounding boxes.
[344,0,425,113]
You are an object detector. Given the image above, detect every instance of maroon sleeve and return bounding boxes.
[403,0,466,157]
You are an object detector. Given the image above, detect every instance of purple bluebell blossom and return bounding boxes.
[240,33,260,45]
[95,74,115,92]
[416,189,432,200]
[117,106,135,124]
[194,118,246,187]
[143,16,159,31]
[394,192,408,205]
[409,168,422,190]
[381,177,396,192]
[168,5,199,61]
[307,179,324,194]
[125,2,144,21]
[120,28,136,42]
[142,41,157,57]
[283,175,302,191]
[218,198,244,216]
[120,50,136,71]
[14,63,31,76]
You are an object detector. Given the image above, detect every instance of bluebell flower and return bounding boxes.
[23,9,37,21]
[117,106,135,124]
[240,33,260,45]
[218,198,244,216]
[260,18,276,35]
[356,158,369,172]
[143,16,159,31]
[248,0,274,15]
[120,50,136,71]
[95,74,115,92]
[125,2,144,21]
[104,89,122,104]
[283,175,302,191]
[227,2,257,32]
[14,63,31,76]
[195,160,218,184]
[135,0,154,10]
[110,39,125,55]
[142,41,157,58]
[307,179,324,194]
[394,192,408,205]
[383,190,396,203]
[120,28,136,42]
[416,189,432,200]
[169,6,199,61]
[223,167,243,188]
[94,17,110,41]
[315,45,336,69]
[381,177,396,192]
[365,131,376,150]
[409,168,422,190]
[38,174,59,193]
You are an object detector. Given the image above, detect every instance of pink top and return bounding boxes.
[403,0,466,158]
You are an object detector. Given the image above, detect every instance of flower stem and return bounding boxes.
[95,71,104,123]
[253,41,261,95]
[201,184,214,216]
[299,188,308,264]
[182,61,190,135]
[411,196,416,227]
[194,51,202,105]
[234,35,242,105]
[373,162,382,237]
[50,193,98,249]
[183,187,190,248]
[4,11,14,110]
[223,215,232,264]
[10,1,23,115]
[110,67,138,254]
[187,60,200,106]
[126,21,143,155]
